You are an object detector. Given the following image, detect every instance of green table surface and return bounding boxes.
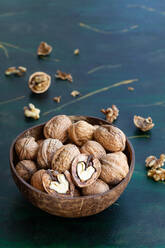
[0,0,165,247]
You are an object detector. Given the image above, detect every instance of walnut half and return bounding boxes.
[28,72,51,94]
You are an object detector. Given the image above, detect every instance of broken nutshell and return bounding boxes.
[53,96,61,103]
[82,179,109,196]
[71,154,101,188]
[101,105,119,124]
[37,41,52,56]
[134,115,155,132]
[55,70,73,82]
[80,140,106,159]
[24,103,40,120]
[28,72,51,94]
[15,160,37,181]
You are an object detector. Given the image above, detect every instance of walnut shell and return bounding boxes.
[37,138,63,169]
[51,144,80,172]
[80,140,106,159]
[94,125,126,152]
[31,169,46,192]
[15,136,39,160]
[44,115,72,142]
[28,72,51,94]
[15,160,37,181]
[68,120,95,146]
[100,152,129,185]
[71,154,101,188]
[42,170,75,197]
[82,179,109,196]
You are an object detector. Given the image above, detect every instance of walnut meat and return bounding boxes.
[101,105,119,124]
[68,120,95,146]
[37,138,63,169]
[145,154,165,169]
[134,115,154,132]
[31,169,46,192]
[44,115,72,142]
[51,144,80,172]
[28,72,51,94]
[94,125,126,152]
[82,179,109,196]
[71,154,101,188]
[147,168,165,181]
[15,136,39,160]
[80,140,106,159]
[15,160,37,181]
[100,152,129,185]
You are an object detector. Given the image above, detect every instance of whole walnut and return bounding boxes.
[68,120,95,146]
[37,138,63,169]
[100,152,129,185]
[80,140,106,159]
[51,144,80,173]
[31,169,46,192]
[15,136,39,160]
[94,125,126,152]
[44,115,72,142]
[15,160,37,181]
[82,179,109,196]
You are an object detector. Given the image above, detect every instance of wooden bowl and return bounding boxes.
[10,116,135,218]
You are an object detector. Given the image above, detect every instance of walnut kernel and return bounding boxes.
[74,49,79,55]
[145,154,165,169]
[24,103,40,120]
[5,66,27,76]
[147,168,165,181]
[70,90,80,97]
[101,105,119,124]
[55,70,73,82]
[53,96,61,103]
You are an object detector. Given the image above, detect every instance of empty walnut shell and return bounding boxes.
[82,179,109,196]
[28,72,51,94]
[42,170,75,197]
[37,138,63,169]
[15,136,39,160]
[44,115,72,142]
[37,41,52,56]
[51,144,80,173]
[15,160,37,181]
[80,140,106,159]
[31,169,46,192]
[94,125,126,152]
[68,120,95,146]
[100,152,129,185]
[71,154,101,188]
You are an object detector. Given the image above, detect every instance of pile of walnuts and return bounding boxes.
[15,115,129,197]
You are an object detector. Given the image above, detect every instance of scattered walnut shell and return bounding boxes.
[55,70,73,82]
[53,96,61,103]
[71,154,101,188]
[82,179,109,196]
[44,115,72,142]
[80,140,106,159]
[100,152,129,185]
[68,120,95,146]
[51,144,80,172]
[28,72,51,94]
[42,170,75,197]
[31,169,46,192]
[101,105,119,124]
[24,103,40,120]
[37,138,63,169]
[94,125,126,152]
[5,66,27,76]
[37,41,52,56]
[133,115,154,132]
[15,160,37,181]
[145,154,165,169]
[15,136,39,160]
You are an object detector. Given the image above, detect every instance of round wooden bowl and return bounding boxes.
[10,115,135,218]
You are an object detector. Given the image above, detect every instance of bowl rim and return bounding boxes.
[10,115,135,201]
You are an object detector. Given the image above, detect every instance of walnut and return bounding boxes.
[74,49,79,55]
[31,169,46,192]
[80,140,106,159]
[55,70,73,82]
[70,90,80,97]
[147,168,165,181]
[37,41,52,56]
[145,154,165,169]
[100,152,129,185]
[101,105,119,124]
[37,139,44,146]
[53,96,61,103]
[134,115,155,132]
[44,115,72,142]
[82,179,109,196]
[28,72,51,94]
[24,103,40,120]
[15,136,39,160]
[74,188,81,197]
[71,154,101,188]
[5,66,27,76]
[42,170,75,197]
[37,138,63,169]
[51,144,80,172]
[94,125,126,152]
[68,120,95,146]
[15,160,37,181]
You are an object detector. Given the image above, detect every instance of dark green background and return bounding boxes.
[1,0,165,247]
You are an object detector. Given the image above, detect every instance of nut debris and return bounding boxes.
[145,154,165,169]
[24,103,40,120]
[74,49,79,55]
[53,96,61,103]
[134,115,155,132]
[37,41,52,56]
[5,66,27,76]
[55,70,73,82]
[128,87,134,91]
[28,72,51,94]
[101,105,119,124]
[70,90,80,97]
